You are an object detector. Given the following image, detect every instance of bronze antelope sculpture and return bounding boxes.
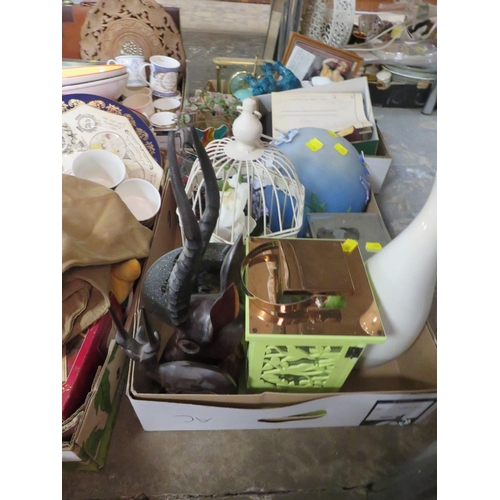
[110,126,246,394]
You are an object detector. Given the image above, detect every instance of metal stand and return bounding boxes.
[422,80,437,115]
[264,0,303,62]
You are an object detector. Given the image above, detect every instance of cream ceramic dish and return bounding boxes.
[62,73,129,101]
[122,86,152,98]
[122,94,155,118]
[150,111,177,129]
[62,64,127,86]
[153,97,181,113]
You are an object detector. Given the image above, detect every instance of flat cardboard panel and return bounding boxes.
[363,127,392,193]
[256,77,379,155]
[129,388,436,431]
[307,212,391,261]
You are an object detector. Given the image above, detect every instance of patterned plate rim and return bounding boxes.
[62,93,162,165]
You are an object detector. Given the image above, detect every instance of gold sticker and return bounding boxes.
[334,143,348,155]
[365,242,383,252]
[306,138,324,152]
[341,239,358,253]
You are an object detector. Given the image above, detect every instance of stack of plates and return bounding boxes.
[62,62,129,101]
[382,64,437,84]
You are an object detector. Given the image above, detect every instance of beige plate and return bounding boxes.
[80,0,186,74]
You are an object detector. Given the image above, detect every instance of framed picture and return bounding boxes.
[282,32,364,82]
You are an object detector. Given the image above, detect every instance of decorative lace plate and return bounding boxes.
[80,0,186,74]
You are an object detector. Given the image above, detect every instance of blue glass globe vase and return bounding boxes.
[276,128,371,236]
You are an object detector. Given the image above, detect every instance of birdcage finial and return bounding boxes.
[225,98,264,159]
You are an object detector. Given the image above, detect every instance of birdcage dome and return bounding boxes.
[183,98,305,245]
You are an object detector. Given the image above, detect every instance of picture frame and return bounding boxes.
[281,32,364,82]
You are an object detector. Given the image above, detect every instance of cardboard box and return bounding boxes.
[307,211,391,261]
[124,182,437,431]
[363,127,392,194]
[128,325,436,431]
[255,77,379,156]
[62,296,123,421]
[62,339,127,469]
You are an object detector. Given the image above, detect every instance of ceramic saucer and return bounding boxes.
[150,111,177,129]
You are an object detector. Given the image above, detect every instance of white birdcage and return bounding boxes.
[183,98,305,245]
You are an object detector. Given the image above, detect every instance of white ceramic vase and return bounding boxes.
[358,178,437,368]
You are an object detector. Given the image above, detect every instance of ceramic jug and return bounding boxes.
[358,178,437,368]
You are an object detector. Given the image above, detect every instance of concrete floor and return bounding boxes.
[62,2,437,498]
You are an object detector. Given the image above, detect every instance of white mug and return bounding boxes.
[140,55,180,97]
[107,55,148,88]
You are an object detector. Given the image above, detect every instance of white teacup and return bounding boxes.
[154,96,181,113]
[115,179,161,227]
[140,55,180,97]
[72,150,126,189]
[107,55,148,88]
[122,94,155,118]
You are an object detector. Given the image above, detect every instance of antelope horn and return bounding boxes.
[219,234,245,292]
[165,129,220,325]
[166,131,202,325]
[109,307,159,362]
[189,125,220,253]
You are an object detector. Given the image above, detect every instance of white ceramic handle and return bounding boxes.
[107,59,117,65]
[236,104,262,119]
[138,63,152,86]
